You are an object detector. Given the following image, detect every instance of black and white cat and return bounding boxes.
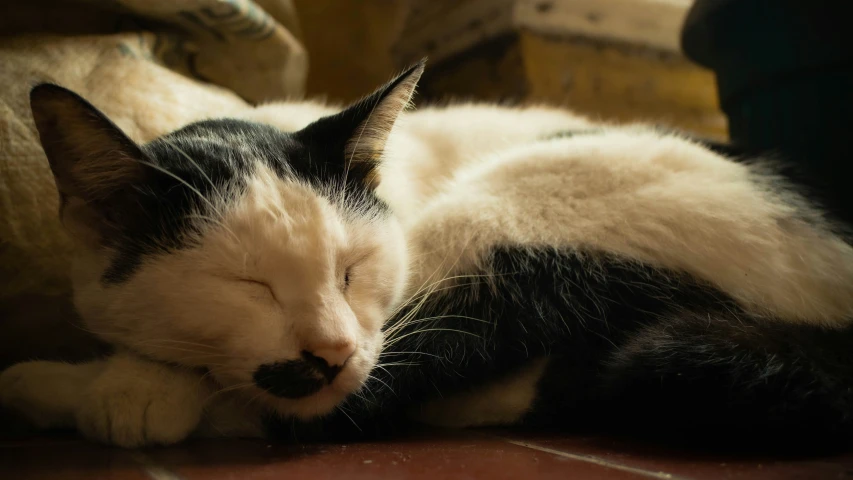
[2,61,853,450]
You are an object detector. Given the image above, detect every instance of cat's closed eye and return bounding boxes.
[240,278,276,301]
[342,267,352,291]
[340,250,376,292]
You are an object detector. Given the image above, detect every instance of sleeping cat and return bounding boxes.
[2,60,853,450]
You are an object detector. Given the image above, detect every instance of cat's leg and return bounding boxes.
[73,351,208,447]
[409,358,549,428]
[0,360,106,430]
[1,354,268,445]
[195,393,267,440]
[264,359,549,443]
[1,354,207,447]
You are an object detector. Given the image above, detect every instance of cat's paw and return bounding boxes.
[0,361,102,429]
[75,355,205,448]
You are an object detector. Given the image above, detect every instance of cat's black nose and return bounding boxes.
[301,350,344,381]
[253,351,343,399]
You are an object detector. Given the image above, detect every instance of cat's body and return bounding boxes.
[2,62,853,450]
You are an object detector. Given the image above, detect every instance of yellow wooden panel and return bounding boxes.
[520,32,727,139]
[417,35,527,102]
[293,2,727,139]
[293,0,408,103]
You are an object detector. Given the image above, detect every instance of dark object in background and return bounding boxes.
[681,0,853,227]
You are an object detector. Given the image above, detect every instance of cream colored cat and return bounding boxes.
[3,62,852,448]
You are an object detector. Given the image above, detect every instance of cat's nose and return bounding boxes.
[307,341,356,370]
[252,343,357,399]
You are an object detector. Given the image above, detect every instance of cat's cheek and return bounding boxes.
[344,283,385,330]
[347,305,383,367]
[351,328,384,386]
[380,241,410,309]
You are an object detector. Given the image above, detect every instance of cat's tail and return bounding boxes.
[597,310,853,452]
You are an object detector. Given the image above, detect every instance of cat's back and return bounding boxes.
[378,102,595,218]
[404,127,853,327]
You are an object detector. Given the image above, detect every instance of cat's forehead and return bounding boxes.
[143,118,390,216]
[143,119,301,179]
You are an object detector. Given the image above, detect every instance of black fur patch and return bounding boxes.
[582,312,853,451]
[254,358,328,399]
[265,247,853,451]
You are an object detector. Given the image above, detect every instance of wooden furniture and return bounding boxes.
[392,0,727,140]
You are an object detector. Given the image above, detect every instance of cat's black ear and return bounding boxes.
[30,84,151,245]
[297,59,425,189]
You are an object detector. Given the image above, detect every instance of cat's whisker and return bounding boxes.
[366,374,395,396]
[134,338,219,349]
[176,361,231,371]
[66,323,128,338]
[339,97,376,205]
[205,363,254,375]
[383,274,455,336]
[383,275,512,343]
[378,351,441,359]
[374,361,420,367]
[128,345,226,361]
[239,389,268,411]
[387,309,495,333]
[359,381,380,402]
[382,327,482,350]
[370,363,396,380]
[133,158,224,219]
[404,230,477,298]
[129,341,215,352]
[184,213,241,245]
[383,314,488,345]
[197,368,220,385]
[177,359,237,369]
[387,255,461,316]
[376,222,475,327]
[384,242,500,329]
[349,390,376,406]
[205,381,256,403]
[163,138,230,209]
[336,405,362,432]
[383,297,497,342]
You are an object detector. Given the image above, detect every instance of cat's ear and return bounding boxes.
[297,59,425,189]
[30,84,151,246]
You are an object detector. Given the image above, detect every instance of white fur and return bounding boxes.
[0,360,106,430]
[74,352,207,447]
[0,353,209,447]
[5,95,853,447]
[377,103,595,221]
[70,164,408,421]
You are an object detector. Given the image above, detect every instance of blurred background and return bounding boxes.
[1,0,724,137]
[293,0,724,140]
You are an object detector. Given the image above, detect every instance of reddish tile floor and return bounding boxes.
[1,431,852,480]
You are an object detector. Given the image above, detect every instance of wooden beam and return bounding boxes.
[394,0,693,65]
[514,0,692,53]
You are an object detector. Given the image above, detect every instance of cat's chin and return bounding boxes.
[263,384,354,419]
[252,364,372,420]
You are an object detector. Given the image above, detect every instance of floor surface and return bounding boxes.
[2,430,852,479]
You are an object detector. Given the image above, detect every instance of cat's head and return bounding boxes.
[29,61,424,419]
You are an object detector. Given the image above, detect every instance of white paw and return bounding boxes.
[0,361,101,429]
[409,358,548,428]
[75,356,204,448]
